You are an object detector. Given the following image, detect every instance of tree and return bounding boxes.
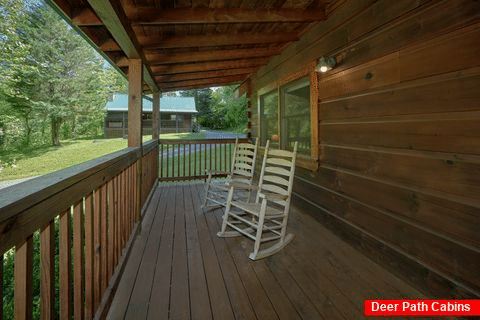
[0,1,115,146]
[210,85,248,130]
[26,5,111,145]
[0,0,40,145]
[0,0,122,146]
[180,88,215,128]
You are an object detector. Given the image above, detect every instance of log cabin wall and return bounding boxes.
[250,0,480,298]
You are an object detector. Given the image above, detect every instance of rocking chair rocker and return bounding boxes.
[218,140,298,260]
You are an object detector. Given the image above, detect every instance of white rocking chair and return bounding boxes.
[217,140,298,260]
[202,138,259,211]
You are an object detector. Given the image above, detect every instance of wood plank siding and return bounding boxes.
[250,0,480,298]
[107,183,424,320]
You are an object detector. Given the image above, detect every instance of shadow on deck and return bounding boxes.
[107,183,424,320]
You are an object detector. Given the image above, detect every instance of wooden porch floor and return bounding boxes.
[107,183,425,320]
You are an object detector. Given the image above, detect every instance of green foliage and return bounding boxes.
[180,86,247,130]
[179,88,216,128]
[0,0,123,149]
[210,85,248,130]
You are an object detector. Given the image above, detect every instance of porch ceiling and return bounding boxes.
[47,0,330,93]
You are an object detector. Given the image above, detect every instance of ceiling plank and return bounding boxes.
[128,8,326,24]
[150,58,269,75]
[145,47,281,64]
[72,8,102,26]
[100,38,121,52]
[139,33,298,49]
[154,67,257,82]
[158,74,248,91]
[86,0,159,92]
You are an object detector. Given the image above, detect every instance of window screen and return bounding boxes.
[259,90,279,149]
[280,77,310,154]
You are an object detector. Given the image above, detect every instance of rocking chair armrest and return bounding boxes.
[228,181,258,190]
[259,193,288,201]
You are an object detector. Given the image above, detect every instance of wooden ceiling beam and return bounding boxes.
[145,47,282,65]
[154,67,257,83]
[86,0,159,92]
[158,74,248,91]
[128,8,326,24]
[139,33,298,49]
[150,58,269,75]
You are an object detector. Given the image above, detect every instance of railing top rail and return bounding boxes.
[159,138,249,145]
[0,140,156,254]
[143,139,159,154]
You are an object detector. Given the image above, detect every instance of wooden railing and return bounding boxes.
[0,139,159,320]
[159,138,249,181]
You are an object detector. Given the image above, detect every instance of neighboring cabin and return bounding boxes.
[104,94,197,138]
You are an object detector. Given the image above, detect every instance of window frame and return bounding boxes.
[257,62,319,169]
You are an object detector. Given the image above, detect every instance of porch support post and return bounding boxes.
[152,92,160,140]
[152,91,160,179]
[128,59,143,220]
[128,59,143,148]
[246,79,253,140]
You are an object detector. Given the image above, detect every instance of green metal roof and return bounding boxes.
[105,94,197,113]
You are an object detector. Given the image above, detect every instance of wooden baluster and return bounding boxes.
[108,179,115,279]
[73,201,85,320]
[93,188,102,311]
[183,143,186,178]
[84,192,94,319]
[160,144,164,179]
[114,175,119,267]
[227,143,230,172]
[128,165,133,232]
[177,144,180,178]
[118,173,122,260]
[60,208,72,320]
[40,220,54,320]
[101,184,108,295]
[121,169,126,250]
[204,143,207,177]
[167,144,170,178]
[130,163,134,230]
[223,143,225,172]
[15,235,33,320]
[194,143,197,177]
[125,167,130,240]
[210,143,212,173]
[133,162,138,221]
[228,143,232,172]
[172,144,175,178]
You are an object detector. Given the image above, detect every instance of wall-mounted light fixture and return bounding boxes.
[316,56,337,73]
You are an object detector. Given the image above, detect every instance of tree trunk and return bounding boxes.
[51,116,62,146]
[22,109,32,146]
[71,115,77,139]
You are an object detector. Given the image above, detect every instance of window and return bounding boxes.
[259,90,279,148]
[280,77,310,154]
[259,77,311,155]
[108,121,123,128]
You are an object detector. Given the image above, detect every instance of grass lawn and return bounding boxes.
[0,132,205,181]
